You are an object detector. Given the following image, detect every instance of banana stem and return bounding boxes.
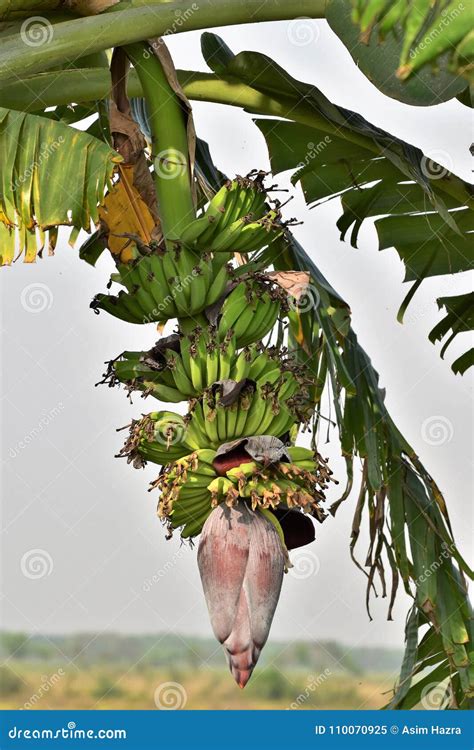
[125,43,195,243]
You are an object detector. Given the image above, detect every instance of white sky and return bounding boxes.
[1,20,472,651]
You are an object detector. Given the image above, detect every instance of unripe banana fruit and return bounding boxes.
[102,328,305,405]
[152,449,218,539]
[117,411,198,468]
[178,174,284,254]
[91,248,229,325]
[149,444,333,541]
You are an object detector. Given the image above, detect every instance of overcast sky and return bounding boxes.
[1,19,472,654]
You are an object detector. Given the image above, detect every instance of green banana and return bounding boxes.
[205,262,229,306]
[180,215,212,245]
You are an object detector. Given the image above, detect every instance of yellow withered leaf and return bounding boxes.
[99,164,157,262]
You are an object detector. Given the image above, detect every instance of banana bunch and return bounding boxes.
[208,446,326,516]
[91,247,229,324]
[152,449,218,539]
[104,328,303,404]
[179,176,283,254]
[118,411,199,468]
[119,356,310,466]
[189,371,308,446]
[151,445,329,540]
[215,280,283,348]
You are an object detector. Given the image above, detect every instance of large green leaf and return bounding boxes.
[326,0,472,105]
[197,37,473,372]
[0,107,120,264]
[274,231,473,709]
[256,116,473,371]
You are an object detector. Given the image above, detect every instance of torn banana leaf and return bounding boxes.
[0,107,120,264]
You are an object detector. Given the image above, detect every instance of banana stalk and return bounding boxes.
[124,43,195,243]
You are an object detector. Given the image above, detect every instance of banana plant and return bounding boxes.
[0,1,472,708]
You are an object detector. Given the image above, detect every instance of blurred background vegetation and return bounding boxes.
[0,631,402,709]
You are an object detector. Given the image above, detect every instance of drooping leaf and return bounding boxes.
[199,38,472,372]
[326,0,471,105]
[0,107,120,264]
[273,228,473,708]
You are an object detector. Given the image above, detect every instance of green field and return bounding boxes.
[0,632,401,710]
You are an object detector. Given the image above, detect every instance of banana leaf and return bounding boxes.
[326,0,473,105]
[429,293,474,374]
[0,107,120,264]
[274,230,473,710]
[198,35,473,373]
[198,39,473,373]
